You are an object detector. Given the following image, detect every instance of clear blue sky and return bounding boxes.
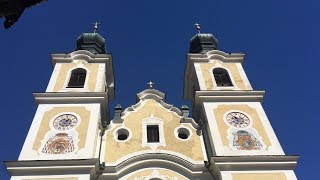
[0,0,318,179]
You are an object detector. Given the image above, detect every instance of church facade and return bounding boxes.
[4,28,299,179]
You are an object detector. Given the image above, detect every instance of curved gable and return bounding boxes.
[104,90,206,168]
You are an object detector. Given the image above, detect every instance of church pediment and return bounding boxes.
[104,89,205,167]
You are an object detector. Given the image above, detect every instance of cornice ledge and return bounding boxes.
[180,117,199,129]
[195,90,265,103]
[33,92,108,104]
[136,89,165,101]
[188,50,245,64]
[51,50,112,65]
[104,153,206,174]
[210,155,299,171]
[4,158,98,176]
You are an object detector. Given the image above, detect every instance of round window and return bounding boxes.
[177,127,190,140]
[116,128,129,141]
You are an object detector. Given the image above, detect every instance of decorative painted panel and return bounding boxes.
[42,133,75,154]
[228,129,264,151]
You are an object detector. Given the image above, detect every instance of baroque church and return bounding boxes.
[4,24,299,179]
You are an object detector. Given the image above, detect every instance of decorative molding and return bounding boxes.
[210,155,299,171]
[188,50,245,64]
[195,90,265,103]
[5,158,98,176]
[118,89,199,129]
[132,169,178,180]
[141,116,166,150]
[103,152,207,179]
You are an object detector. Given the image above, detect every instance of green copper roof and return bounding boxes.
[76,33,107,54]
[189,33,218,53]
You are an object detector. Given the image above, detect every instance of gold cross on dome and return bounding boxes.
[194,22,201,33]
[93,22,100,33]
[147,81,154,89]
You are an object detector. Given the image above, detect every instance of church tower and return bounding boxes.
[183,25,299,179]
[5,28,115,179]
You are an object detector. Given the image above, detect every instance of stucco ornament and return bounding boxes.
[134,169,178,180]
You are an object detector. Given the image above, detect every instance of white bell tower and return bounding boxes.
[184,27,299,180]
[5,30,114,180]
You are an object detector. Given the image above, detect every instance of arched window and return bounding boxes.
[67,68,86,88]
[213,68,233,87]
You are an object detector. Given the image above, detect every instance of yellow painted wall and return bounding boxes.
[53,62,99,92]
[125,168,186,179]
[105,99,204,163]
[232,172,287,180]
[199,62,246,90]
[33,107,91,152]
[213,105,271,148]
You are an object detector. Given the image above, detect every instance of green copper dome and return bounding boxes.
[76,33,106,54]
[189,33,218,53]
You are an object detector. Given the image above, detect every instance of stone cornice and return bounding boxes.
[187,50,245,64]
[4,158,98,176]
[51,50,112,65]
[195,90,265,103]
[33,92,108,104]
[33,92,109,122]
[210,155,299,171]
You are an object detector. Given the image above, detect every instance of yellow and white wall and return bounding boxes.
[19,103,101,160]
[204,102,284,156]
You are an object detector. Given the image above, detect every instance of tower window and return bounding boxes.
[213,68,233,87]
[147,125,159,143]
[67,68,86,88]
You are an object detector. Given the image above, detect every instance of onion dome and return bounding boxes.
[189,33,218,53]
[76,33,107,54]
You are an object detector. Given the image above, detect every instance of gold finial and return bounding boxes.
[147,81,154,89]
[194,22,201,33]
[93,22,100,33]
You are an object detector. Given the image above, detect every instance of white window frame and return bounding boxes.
[210,63,240,90]
[142,117,166,150]
[60,63,91,92]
